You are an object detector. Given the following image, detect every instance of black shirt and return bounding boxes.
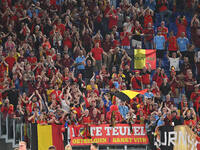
[160,83,171,96]
[171,116,183,125]
[85,65,94,79]
[187,51,195,66]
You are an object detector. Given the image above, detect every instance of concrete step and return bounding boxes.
[0,138,14,150]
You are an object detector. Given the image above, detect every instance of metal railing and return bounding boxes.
[0,113,29,148]
[0,113,148,150]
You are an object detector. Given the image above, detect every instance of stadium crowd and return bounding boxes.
[0,0,200,149]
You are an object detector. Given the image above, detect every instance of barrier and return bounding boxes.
[0,114,31,148]
[0,113,148,150]
[68,124,148,150]
[69,124,148,146]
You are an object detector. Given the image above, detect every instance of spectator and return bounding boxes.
[85,55,95,84]
[169,70,180,102]
[91,42,107,72]
[74,51,86,77]
[90,108,101,125]
[190,85,200,115]
[158,21,168,40]
[118,101,129,121]
[61,52,74,69]
[5,36,15,52]
[90,143,99,150]
[145,85,154,100]
[166,51,182,72]
[48,146,56,150]
[177,32,190,57]
[183,107,196,127]
[120,26,131,51]
[152,67,162,88]
[19,141,27,150]
[171,107,183,126]
[151,81,161,103]
[180,57,192,75]
[185,70,197,101]
[103,93,112,113]
[160,78,171,101]
[141,64,151,88]
[167,31,178,54]
[105,6,118,31]
[143,23,154,49]
[1,97,14,118]
[190,14,200,51]
[106,105,122,125]
[144,8,154,28]
[102,34,112,67]
[65,144,72,150]
[131,70,143,90]
[154,30,165,67]
[144,0,156,11]
[111,47,124,70]
[131,20,143,49]
[145,113,157,150]
[123,16,133,33]
[176,15,188,38]
[157,0,172,24]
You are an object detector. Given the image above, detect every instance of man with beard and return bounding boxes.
[171,108,183,126]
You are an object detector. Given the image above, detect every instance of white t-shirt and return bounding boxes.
[123,22,133,33]
[61,99,70,113]
[197,51,200,59]
[169,57,180,71]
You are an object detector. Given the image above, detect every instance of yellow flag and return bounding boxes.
[134,49,146,69]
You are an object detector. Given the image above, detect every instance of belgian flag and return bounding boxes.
[134,49,156,70]
[31,124,64,150]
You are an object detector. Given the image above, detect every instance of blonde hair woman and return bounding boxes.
[65,144,72,150]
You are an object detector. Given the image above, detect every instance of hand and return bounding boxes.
[97,30,101,35]
[81,102,85,106]
[32,91,36,95]
[34,112,38,117]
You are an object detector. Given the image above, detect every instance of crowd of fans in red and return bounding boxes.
[0,0,200,149]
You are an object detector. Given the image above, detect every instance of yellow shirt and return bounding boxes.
[46,89,54,102]
[14,52,20,60]
[86,84,98,91]
[118,73,126,78]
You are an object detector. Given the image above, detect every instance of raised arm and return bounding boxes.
[28,92,35,101]
[35,90,43,111]
[183,107,188,118]
[191,107,196,119]
[191,14,198,27]
[147,62,152,72]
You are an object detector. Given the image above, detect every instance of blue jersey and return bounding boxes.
[177,37,189,52]
[154,35,165,50]
[75,56,85,70]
